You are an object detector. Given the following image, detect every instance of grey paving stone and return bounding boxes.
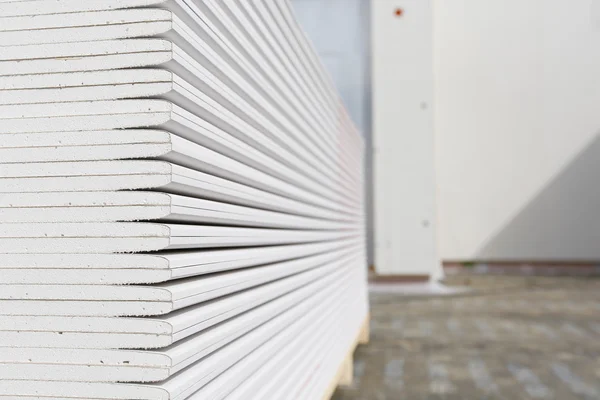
[332,275,600,400]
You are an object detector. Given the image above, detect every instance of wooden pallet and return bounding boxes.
[321,315,370,400]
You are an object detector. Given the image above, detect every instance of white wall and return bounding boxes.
[373,0,441,277]
[435,0,600,261]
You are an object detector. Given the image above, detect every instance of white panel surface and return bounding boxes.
[372,0,441,278]
[435,0,600,261]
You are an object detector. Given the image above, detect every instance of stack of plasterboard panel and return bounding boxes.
[0,0,368,399]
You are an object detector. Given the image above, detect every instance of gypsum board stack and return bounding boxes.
[0,258,366,399]
[0,0,369,399]
[0,247,361,316]
[0,252,362,348]
[0,253,362,382]
[0,101,357,214]
[0,6,362,204]
[0,0,363,152]
[0,222,360,254]
[0,238,361,285]
[0,2,363,155]
[0,66,360,197]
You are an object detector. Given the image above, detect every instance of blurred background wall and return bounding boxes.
[291,0,600,269]
[435,0,600,261]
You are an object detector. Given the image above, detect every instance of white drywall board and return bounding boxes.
[0,221,356,254]
[274,0,363,144]
[0,238,359,284]
[156,277,350,400]
[0,191,354,229]
[0,0,166,17]
[0,65,361,217]
[0,3,362,182]
[0,129,174,163]
[0,159,350,220]
[185,278,354,400]
[246,301,360,400]
[172,0,360,186]
[0,129,172,149]
[0,96,339,209]
[227,0,364,171]
[191,275,364,400]
[0,39,174,76]
[0,191,170,224]
[224,313,326,399]
[0,3,364,180]
[205,268,363,400]
[0,266,354,383]
[0,132,351,221]
[0,248,362,317]
[0,71,357,211]
[0,247,356,305]
[0,159,172,193]
[0,270,353,399]
[180,0,360,174]
[202,0,360,181]
[0,155,343,222]
[0,255,355,348]
[0,101,354,213]
[0,0,357,148]
[0,271,352,383]
[281,260,367,399]
[0,70,178,105]
[0,100,356,220]
[263,0,353,132]
[294,300,366,400]
[0,9,174,45]
[372,0,441,277]
[0,16,361,202]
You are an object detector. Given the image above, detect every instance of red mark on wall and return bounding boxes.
[394,8,404,17]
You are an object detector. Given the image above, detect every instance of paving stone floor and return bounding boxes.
[332,275,600,400]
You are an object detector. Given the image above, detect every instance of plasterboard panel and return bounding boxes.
[0,250,362,318]
[0,238,359,284]
[213,287,363,400]
[128,272,353,400]
[0,12,361,204]
[0,265,354,382]
[0,74,357,211]
[0,191,356,229]
[0,9,173,45]
[217,0,363,166]
[0,159,353,217]
[0,257,347,349]
[227,303,336,399]
[0,131,352,219]
[186,281,354,399]
[0,221,357,254]
[0,62,356,200]
[0,248,355,304]
[0,3,362,156]
[0,266,355,398]
[0,0,167,17]
[0,5,360,178]
[0,99,355,212]
[0,39,173,70]
[200,0,360,183]
[275,0,363,143]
